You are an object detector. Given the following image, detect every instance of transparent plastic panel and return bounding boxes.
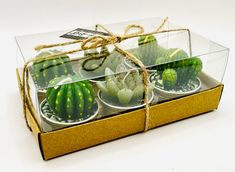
[16,17,229,132]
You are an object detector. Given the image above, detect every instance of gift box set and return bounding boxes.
[16,17,229,160]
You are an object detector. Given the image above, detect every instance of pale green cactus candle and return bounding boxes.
[135,34,158,66]
[97,67,152,105]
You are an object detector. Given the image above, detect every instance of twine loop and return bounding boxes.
[81,35,109,50]
[123,24,145,37]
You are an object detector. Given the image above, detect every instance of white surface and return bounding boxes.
[0,0,234,171]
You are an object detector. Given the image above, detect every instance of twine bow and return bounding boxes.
[22,17,192,132]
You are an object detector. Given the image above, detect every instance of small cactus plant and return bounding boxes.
[135,34,158,66]
[162,69,178,89]
[155,48,189,65]
[46,75,96,120]
[165,48,188,60]
[97,67,151,105]
[31,50,74,88]
[156,46,168,59]
[151,56,203,90]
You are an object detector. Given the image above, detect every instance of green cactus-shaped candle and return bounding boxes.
[46,76,96,120]
[136,34,158,66]
[80,47,122,78]
[162,69,178,89]
[166,48,188,60]
[156,48,188,65]
[156,46,168,59]
[97,67,151,105]
[153,57,203,89]
[31,50,74,88]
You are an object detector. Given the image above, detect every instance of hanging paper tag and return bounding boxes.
[60,28,110,40]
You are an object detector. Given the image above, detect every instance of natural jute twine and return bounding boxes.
[22,17,192,132]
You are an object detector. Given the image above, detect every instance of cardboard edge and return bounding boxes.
[38,133,46,160]
[217,85,224,105]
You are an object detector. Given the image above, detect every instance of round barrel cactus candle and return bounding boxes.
[31,50,74,88]
[45,75,97,121]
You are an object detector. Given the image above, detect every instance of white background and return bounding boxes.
[0,0,234,171]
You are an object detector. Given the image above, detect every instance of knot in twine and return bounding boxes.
[22,17,192,132]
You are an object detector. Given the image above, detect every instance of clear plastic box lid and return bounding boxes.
[16,17,229,90]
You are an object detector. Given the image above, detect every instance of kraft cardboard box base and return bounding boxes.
[16,69,224,160]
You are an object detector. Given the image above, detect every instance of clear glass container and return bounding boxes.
[16,17,229,132]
